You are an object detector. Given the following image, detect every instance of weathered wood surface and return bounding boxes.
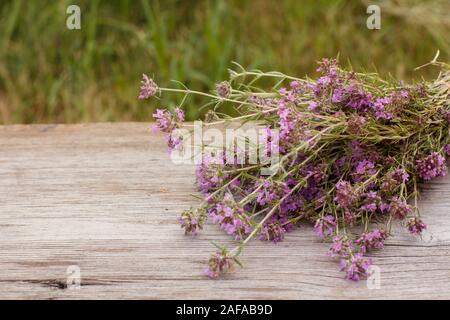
[0,122,450,300]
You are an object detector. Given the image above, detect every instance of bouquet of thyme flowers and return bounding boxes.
[140,57,450,281]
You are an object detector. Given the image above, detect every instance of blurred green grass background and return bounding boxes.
[0,0,448,124]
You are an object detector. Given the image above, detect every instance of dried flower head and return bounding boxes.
[259,219,286,243]
[347,115,366,134]
[389,196,412,220]
[139,74,158,99]
[216,81,232,99]
[407,217,427,235]
[328,235,353,258]
[416,152,447,181]
[313,215,336,239]
[335,181,358,209]
[340,253,372,281]
[208,193,252,240]
[205,248,237,279]
[179,207,207,236]
[355,229,388,253]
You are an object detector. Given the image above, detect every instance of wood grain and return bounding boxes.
[0,122,449,299]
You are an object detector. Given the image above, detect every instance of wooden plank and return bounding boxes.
[0,122,449,299]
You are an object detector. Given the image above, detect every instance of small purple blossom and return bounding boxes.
[344,210,357,226]
[335,181,358,209]
[355,229,387,253]
[353,160,376,182]
[139,74,158,99]
[334,84,373,112]
[167,131,183,153]
[195,155,227,195]
[360,191,381,213]
[416,152,447,181]
[179,208,207,237]
[340,253,372,281]
[444,144,450,157]
[372,90,411,121]
[308,101,319,112]
[208,193,252,240]
[152,107,185,134]
[389,196,412,220]
[373,96,393,120]
[327,235,353,258]
[256,179,290,206]
[216,81,232,99]
[347,115,366,134]
[259,219,287,243]
[277,100,304,150]
[381,168,409,193]
[407,218,427,235]
[205,249,236,279]
[313,215,336,239]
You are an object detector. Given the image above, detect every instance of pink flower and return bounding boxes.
[179,207,207,237]
[360,191,381,213]
[138,74,158,99]
[328,235,353,258]
[205,249,235,279]
[388,196,412,220]
[216,81,232,98]
[195,155,227,195]
[444,144,450,157]
[416,152,447,181]
[208,193,252,241]
[407,218,427,235]
[152,107,184,134]
[256,179,290,206]
[259,219,286,243]
[335,181,358,209]
[313,215,336,239]
[340,253,372,281]
[355,229,388,253]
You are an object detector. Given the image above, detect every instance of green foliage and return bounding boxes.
[0,0,448,124]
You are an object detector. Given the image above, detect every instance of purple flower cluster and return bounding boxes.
[195,155,228,195]
[259,218,287,243]
[355,229,387,253]
[360,191,381,213]
[143,58,449,281]
[304,59,417,125]
[353,160,376,182]
[205,249,236,279]
[388,196,412,220]
[335,181,358,209]
[347,115,366,134]
[340,253,372,281]
[407,217,427,235]
[277,100,304,151]
[216,81,232,99]
[416,152,447,181]
[208,193,252,240]
[327,235,353,258]
[138,74,159,100]
[256,179,290,206]
[332,84,373,112]
[444,144,450,156]
[313,215,336,239]
[151,107,185,153]
[381,168,409,193]
[179,207,207,237]
[152,107,185,133]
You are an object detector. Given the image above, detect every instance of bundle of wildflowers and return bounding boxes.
[140,57,449,281]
